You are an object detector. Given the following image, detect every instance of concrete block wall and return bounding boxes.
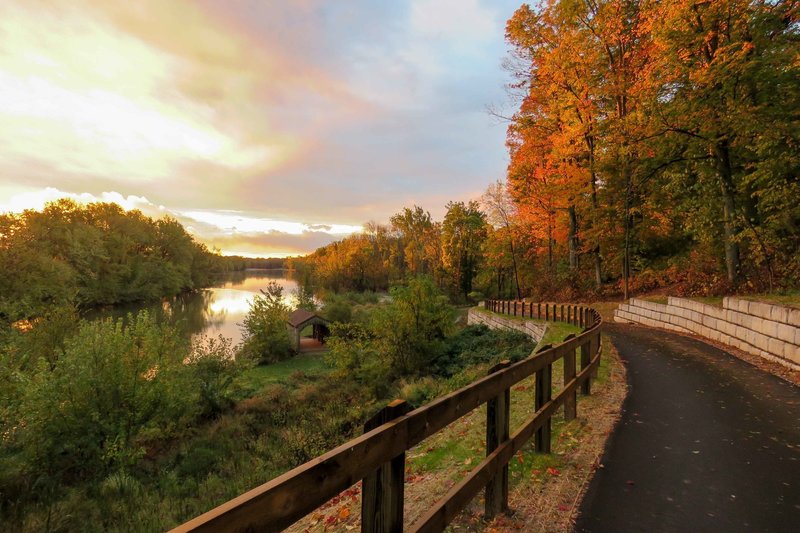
[615,297,800,370]
[467,308,547,343]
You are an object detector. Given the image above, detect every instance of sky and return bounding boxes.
[0,0,522,257]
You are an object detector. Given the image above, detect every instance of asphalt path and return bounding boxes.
[576,324,800,532]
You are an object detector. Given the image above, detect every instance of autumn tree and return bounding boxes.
[442,201,488,300]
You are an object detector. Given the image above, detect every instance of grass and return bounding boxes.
[687,295,724,306]
[678,292,799,309]
[537,321,582,349]
[236,353,331,396]
[737,291,800,308]
[639,295,669,304]
[471,305,547,324]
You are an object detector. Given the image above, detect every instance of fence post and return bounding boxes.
[591,330,600,379]
[521,301,525,318]
[361,399,411,533]
[545,304,550,321]
[563,334,577,421]
[485,360,511,519]
[580,339,592,396]
[513,301,517,316]
[534,344,553,453]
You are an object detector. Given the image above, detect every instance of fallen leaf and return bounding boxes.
[547,467,560,476]
[338,507,351,520]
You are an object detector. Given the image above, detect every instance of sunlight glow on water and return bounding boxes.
[92,269,300,347]
[195,271,299,346]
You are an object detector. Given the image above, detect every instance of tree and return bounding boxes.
[481,181,524,298]
[441,201,488,300]
[240,281,292,363]
[371,276,455,376]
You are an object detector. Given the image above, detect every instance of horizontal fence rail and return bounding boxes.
[172,301,603,533]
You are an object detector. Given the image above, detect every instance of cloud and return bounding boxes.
[410,0,496,44]
[0,186,161,215]
[0,0,522,255]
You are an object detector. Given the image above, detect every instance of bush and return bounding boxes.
[186,335,242,419]
[320,298,353,324]
[371,276,455,376]
[240,282,292,363]
[18,312,194,484]
[432,324,535,377]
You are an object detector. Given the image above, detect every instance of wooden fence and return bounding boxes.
[171,301,602,533]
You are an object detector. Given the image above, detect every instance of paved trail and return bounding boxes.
[576,324,800,532]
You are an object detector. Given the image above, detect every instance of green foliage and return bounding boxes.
[442,201,488,300]
[240,281,292,364]
[292,284,317,312]
[371,276,456,376]
[185,336,242,419]
[320,296,353,324]
[432,324,534,377]
[13,305,79,371]
[0,200,222,321]
[17,312,192,483]
[325,322,388,396]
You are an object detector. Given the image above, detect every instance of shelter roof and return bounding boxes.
[287,308,329,328]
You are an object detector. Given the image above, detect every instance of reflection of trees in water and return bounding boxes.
[87,270,295,343]
[87,290,218,339]
[165,291,220,336]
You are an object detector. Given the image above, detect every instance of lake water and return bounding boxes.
[91,269,299,347]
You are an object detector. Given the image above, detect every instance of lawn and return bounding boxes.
[236,353,331,396]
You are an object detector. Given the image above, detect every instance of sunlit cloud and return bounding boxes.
[0,0,521,255]
[179,211,362,237]
[0,187,161,215]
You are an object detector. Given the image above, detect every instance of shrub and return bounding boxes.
[240,282,292,364]
[18,312,194,483]
[186,335,242,419]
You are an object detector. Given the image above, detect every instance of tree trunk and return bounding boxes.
[714,140,740,284]
[547,212,554,273]
[588,137,603,288]
[623,165,632,300]
[509,239,522,299]
[568,205,578,270]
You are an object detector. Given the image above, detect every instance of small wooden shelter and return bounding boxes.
[287,309,330,352]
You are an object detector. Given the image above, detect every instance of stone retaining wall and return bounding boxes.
[467,308,547,343]
[615,297,800,370]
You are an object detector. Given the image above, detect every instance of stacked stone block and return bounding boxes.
[615,297,800,370]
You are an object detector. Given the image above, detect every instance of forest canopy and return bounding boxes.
[0,199,223,321]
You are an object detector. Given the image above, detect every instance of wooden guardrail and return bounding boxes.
[171,300,602,533]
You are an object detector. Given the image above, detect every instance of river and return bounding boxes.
[90,269,300,346]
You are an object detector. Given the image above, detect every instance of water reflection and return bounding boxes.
[90,269,299,346]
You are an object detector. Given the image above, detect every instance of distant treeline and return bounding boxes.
[294,203,489,302]
[221,256,288,270]
[0,200,222,321]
